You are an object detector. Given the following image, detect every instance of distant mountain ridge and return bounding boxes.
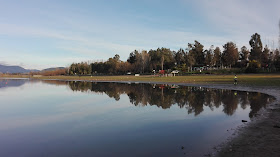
[0,64,39,74]
[0,64,65,74]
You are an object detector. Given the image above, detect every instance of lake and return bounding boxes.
[0,79,274,157]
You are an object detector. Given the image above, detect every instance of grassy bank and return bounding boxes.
[1,74,280,86]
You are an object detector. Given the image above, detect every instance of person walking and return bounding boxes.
[234,74,238,85]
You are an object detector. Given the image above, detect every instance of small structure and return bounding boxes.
[33,75,43,77]
[171,70,179,77]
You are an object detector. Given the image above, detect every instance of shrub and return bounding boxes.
[245,60,261,73]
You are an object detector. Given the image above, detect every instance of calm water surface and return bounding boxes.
[0,79,274,157]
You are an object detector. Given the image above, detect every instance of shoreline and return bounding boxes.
[1,76,280,156]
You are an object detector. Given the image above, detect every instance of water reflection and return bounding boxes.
[0,79,276,157]
[43,80,274,118]
[0,79,28,89]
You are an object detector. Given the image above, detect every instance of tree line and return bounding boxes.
[69,33,280,75]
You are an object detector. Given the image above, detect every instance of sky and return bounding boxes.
[0,0,279,70]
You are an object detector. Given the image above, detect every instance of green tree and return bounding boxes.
[240,46,249,61]
[106,54,121,74]
[249,33,263,61]
[273,49,280,62]
[204,46,214,66]
[261,45,270,67]
[113,54,120,62]
[175,48,186,66]
[188,41,204,66]
[127,50,138,64]
[159,48,175,70]
[69,63,77,75]
[274,49,280,69]
[186,44,196,70]
[148,48,175,71]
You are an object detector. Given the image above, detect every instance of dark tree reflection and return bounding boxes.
[221,90,239,116]
[43,80,275,117]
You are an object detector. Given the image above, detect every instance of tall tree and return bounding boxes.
[127,50,138,64]
[274,49,280,68]
[239,46,250,68]
[113,54,120,62]
[187,44,196,69]
[175,48,186,66]
[249,33,263,61]
[141,50,150,73]
[187,40,204,66]
[240,46,249,61]
[261,45,270,67]
[106,54,121,74]
[222,42,239,67]
[274,49,280,60]
[149,47,175,71]
[204,50,212,66]
[212,47,221,67]
[204,46,214,66]
[118,61,131,74]
[148,49,159,70]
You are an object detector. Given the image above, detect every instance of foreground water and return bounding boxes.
[0,79,274,157]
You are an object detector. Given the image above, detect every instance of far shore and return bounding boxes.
[1,73,280,86]
[1,74,280,156]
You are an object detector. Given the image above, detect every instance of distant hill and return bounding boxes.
[0,64,39,74]
[42,67,66,72]
[0,64,67,74]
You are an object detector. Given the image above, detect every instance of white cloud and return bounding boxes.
[189,0,280,49]
[1,0,280,69]
[0,22,229,66]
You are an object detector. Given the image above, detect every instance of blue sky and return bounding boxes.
[0,0,279,70]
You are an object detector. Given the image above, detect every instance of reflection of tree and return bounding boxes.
[248,92,273,118]
[212,89,223,109]
[186,89,204,116]
[41,80,68,86]
[239,92,249,109]
[222,90,239,116]
[204,89,214,110]
[43,80,274,117]
[69,81,92,92]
